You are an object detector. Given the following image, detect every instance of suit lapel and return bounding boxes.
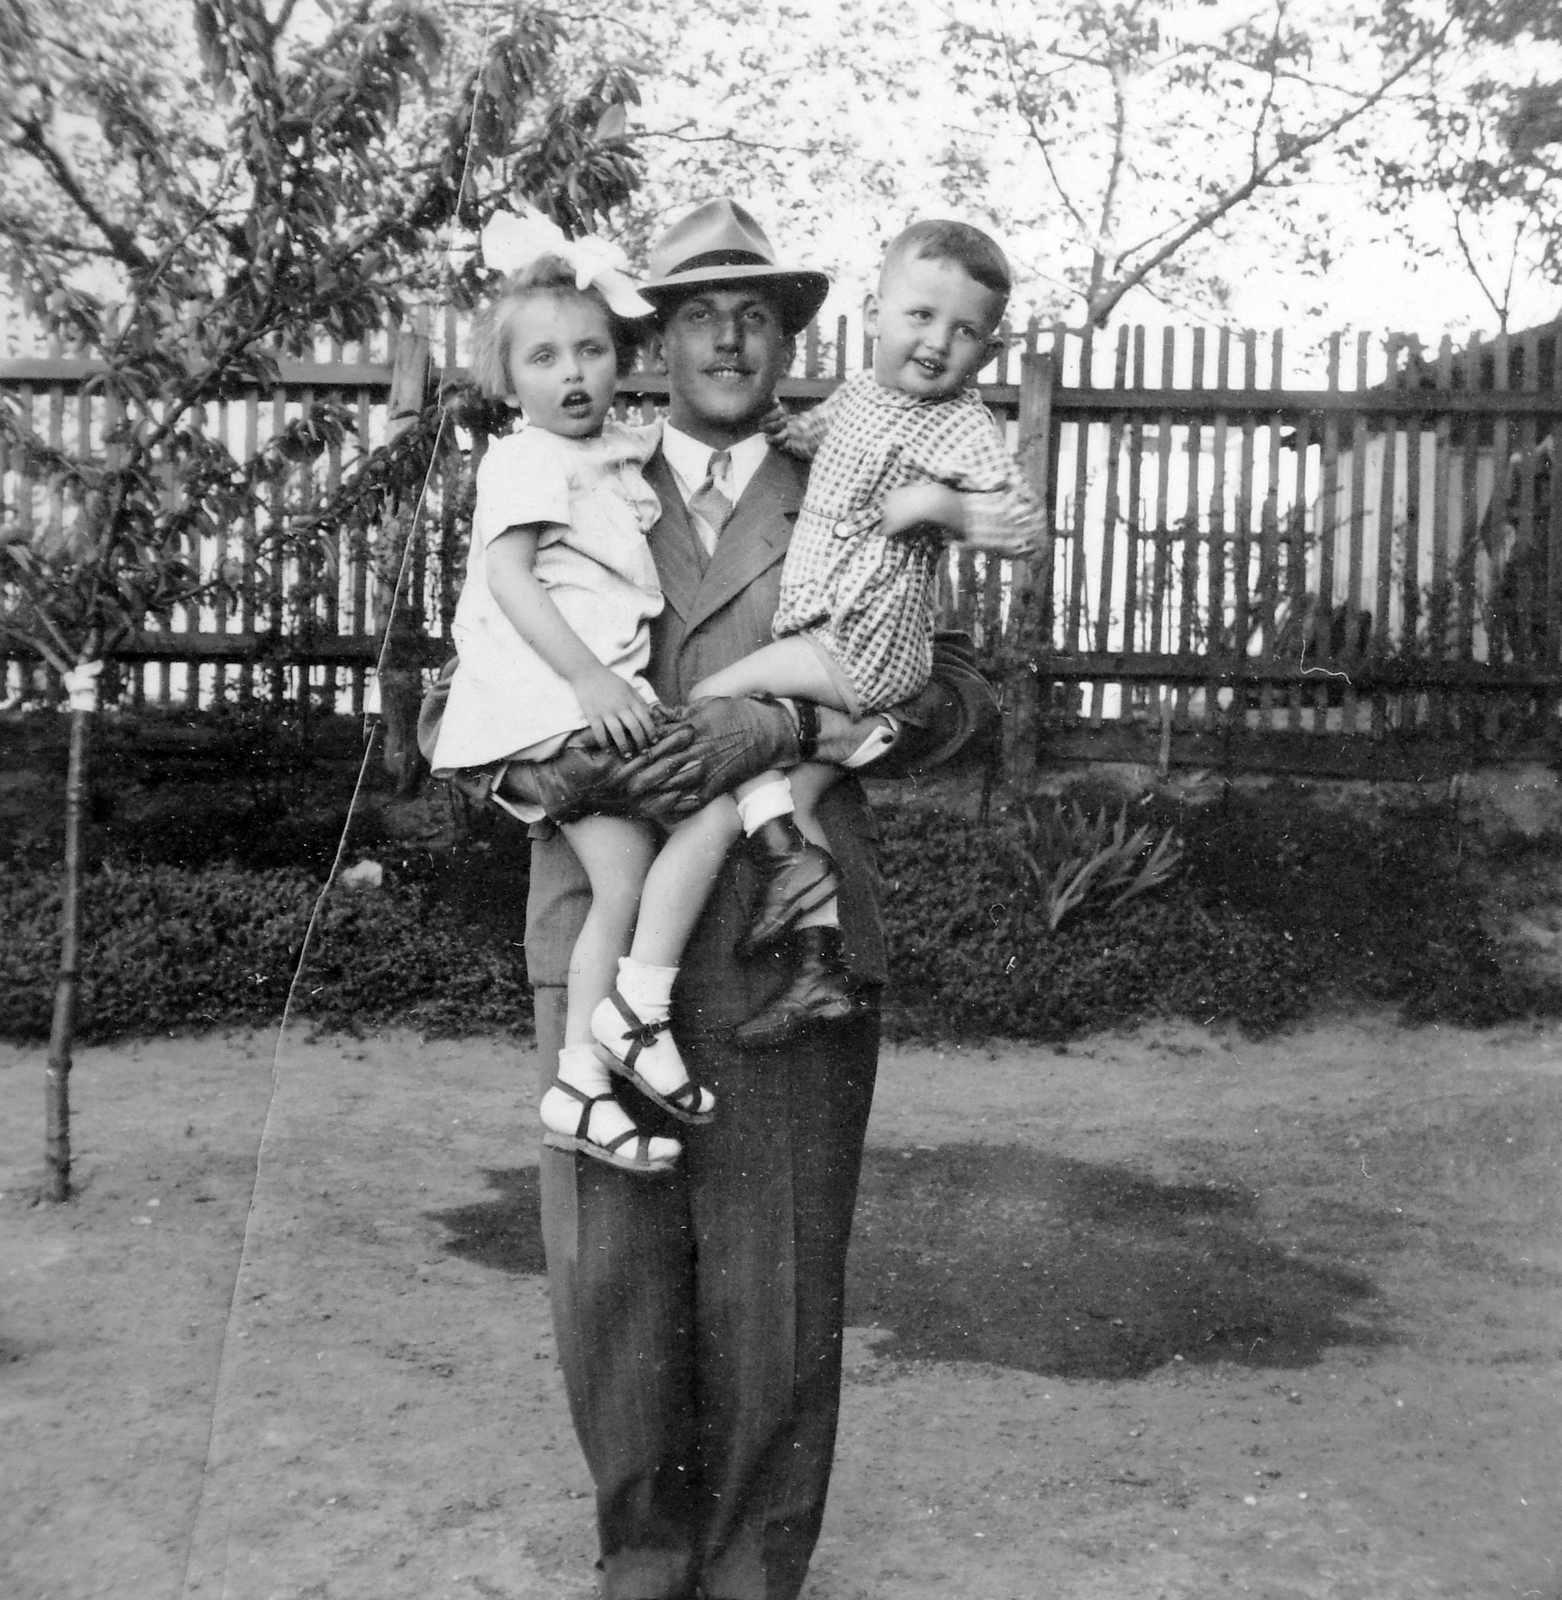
[684,448,802,637]
[644,450,708,623]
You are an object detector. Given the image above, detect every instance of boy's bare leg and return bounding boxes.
[691,636,850,708]
[783,760,843,853]
[541,815,681,1168]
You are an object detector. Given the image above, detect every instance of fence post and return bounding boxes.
[1004,347,1057,787]
[377,312,432,794]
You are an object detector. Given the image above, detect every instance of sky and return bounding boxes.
[623,0,1562,360]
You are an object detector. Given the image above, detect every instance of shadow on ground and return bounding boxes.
[429,1168,547,1275]
[428,1146,1391,1381]
[848,1145,1390,1379]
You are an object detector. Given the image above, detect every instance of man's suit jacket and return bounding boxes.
[524,444,886,1034]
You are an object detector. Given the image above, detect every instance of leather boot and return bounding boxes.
[733,926,860,1049]
[738,816,840,958]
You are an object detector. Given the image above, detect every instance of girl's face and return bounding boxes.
[501,292,619,438]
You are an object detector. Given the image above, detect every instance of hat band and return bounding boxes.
[664,248,775,275]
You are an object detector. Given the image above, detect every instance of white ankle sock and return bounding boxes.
[734,775,794,834]
[795,896,839,930]
[558,1043,610,1093]
[616,956,678,1020]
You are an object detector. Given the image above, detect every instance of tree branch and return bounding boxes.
[1081,19,1454,328]
[15,120,153,274]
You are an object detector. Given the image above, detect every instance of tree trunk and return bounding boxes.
[377,315,432,795]
[45,706,89,1202]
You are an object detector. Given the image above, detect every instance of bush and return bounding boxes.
[0,863,533,1043]
[1,784,1551,1048]
[875,787,1557,1038]
[877,803,1307,1037]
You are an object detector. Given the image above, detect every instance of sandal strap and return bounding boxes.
[608,990,671,1070]
[549,1078,660,1164]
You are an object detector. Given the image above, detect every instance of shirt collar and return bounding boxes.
[661,422,770,504]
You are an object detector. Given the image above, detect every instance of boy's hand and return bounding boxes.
[881,482,965,540]
[762,403,809,458]
[572,664,659,758]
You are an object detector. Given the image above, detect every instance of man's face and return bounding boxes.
[653,288,795,446]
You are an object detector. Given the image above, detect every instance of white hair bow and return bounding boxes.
[480,208,652,319]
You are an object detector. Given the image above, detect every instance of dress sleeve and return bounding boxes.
[908,400,1046,556]
[474,429,574,548]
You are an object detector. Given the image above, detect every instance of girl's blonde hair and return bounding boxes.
[470,256,643,398]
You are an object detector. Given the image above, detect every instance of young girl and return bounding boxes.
[429,212,740,1176]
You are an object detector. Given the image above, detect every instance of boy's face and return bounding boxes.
[652,288,795,448]
[501,293,619,438]
[868,254,1005,401]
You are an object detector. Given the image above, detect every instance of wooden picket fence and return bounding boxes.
[4,309,1561,777]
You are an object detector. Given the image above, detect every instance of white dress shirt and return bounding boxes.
[660,425,772,554]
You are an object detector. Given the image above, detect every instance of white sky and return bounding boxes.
[626,0,1562,366]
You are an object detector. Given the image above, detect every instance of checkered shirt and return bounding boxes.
[773,372,1043,712]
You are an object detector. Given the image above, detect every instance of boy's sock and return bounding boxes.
[615,955,678,1021]
[733,774,794,835]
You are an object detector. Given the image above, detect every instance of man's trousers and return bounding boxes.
[534,985,879,1600]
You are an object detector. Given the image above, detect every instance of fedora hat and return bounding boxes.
[640,199,829,337]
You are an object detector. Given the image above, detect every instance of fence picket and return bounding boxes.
[1208,327,1230,724]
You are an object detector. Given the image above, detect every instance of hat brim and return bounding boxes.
[639,264,831,337]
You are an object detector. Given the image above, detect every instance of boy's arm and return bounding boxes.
[884,399,1048,556]
[881,479,1044,556]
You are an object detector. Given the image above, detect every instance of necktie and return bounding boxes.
[688,449,734,549]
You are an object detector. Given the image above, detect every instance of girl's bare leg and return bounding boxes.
[558,814,657,1048]
[628,795,744,966]
[540,815,681,1168]
[586,804,730,1122]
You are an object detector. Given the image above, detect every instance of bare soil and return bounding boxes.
[2,1013,1560,1600]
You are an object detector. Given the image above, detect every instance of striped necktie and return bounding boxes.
[688,448,734,548]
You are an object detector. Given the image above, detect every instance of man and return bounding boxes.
[438,199,1008,1599]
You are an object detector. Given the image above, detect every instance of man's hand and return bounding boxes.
[618,695,802,824]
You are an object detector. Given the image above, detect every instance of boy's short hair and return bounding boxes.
[471,255,643,397]
[882,220,1012,309]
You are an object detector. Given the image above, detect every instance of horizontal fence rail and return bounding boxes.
[4,309,1561,771]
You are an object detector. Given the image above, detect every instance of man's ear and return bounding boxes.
[863,293,880,339]
[983,334,1006,367]
[646,331,669,375]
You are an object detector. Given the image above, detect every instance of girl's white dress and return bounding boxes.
[430,418,663,773]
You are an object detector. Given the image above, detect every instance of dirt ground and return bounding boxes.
[2,1013,1560,1600]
